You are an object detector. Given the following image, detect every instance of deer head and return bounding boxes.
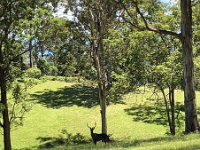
[87,122,96,134]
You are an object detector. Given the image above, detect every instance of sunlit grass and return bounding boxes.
[1,77,200,149]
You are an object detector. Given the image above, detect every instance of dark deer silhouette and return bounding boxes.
[87,123,110,144]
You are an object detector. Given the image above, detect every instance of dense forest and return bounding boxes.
[0,0,200,149]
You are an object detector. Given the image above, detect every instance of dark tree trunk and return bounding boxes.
[20,57,24,71]
[1,77,12,150]
[169,87,176,135]
[29,47,33,68]
[181,0,199,133]
[0,47,12,150]
[29,24,33,68]
[160,87,173,134]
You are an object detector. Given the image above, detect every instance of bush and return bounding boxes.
[50,65,58,76]
[37,58,50,75]
[25,67,42,79]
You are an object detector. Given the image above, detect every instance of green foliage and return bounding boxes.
[0,103,5,113]
[7,66,23,90]
[25,67,42,79]
[61,129,89,145]
[9,79,33,127]
[37,130,89,149]
[108,73,132,103]
[81,66,97,80]
[37,58,51,75]
[50,65,58,76]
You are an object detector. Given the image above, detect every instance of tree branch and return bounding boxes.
[135,1,181,39]
[11,49,30,62]
[119,0,182,39]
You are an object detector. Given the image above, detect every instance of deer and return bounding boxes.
[87,123,110,145]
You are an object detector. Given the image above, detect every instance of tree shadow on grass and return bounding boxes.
[30,84,99,108]
[14,130,90,150]
[124,101,185,126]
[36,131,90,149]
[124,103,168,126]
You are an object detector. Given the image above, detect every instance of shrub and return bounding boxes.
[50,65,58,76]
[25,67,42,79]
[37,58,50,75]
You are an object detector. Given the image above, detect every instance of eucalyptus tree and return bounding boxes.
[119,0,199,133]
[0,1,58,149]
[64,0,120,134]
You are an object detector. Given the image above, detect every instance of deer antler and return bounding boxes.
[87,123,91,128]
[87,122,97,129]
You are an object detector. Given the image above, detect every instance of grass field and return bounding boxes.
[1,77,200,149]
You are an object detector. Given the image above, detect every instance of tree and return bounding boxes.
[120,0,199,133]
[0,1,57,149]
[119,28,183,134]
[64,0,120,134]
[20,8,56,68]
[180,0,199,133]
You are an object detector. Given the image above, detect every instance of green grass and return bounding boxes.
[1,78,200,149]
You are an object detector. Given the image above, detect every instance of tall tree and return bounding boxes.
[0,1,57,149]
[180,0,199,133]
[120,0,199,133]
[65,0,119,134]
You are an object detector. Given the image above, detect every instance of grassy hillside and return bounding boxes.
[1,77,200,149]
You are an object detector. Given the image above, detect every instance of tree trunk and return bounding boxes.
[89,2,108,134]
[181,0,199,133]
[106,65,113,91]
[20,57,24,71]
[93,53,107,134]
[104,65,112,106]
[29,45,33,68]
[1,77,12,150]
[29,24,33,68]
[100,92,107,134]
[0,41,12,150]
[169,87,176,135]
[160,87,173,134]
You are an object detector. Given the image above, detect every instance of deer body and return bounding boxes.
[88,123,110,144]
